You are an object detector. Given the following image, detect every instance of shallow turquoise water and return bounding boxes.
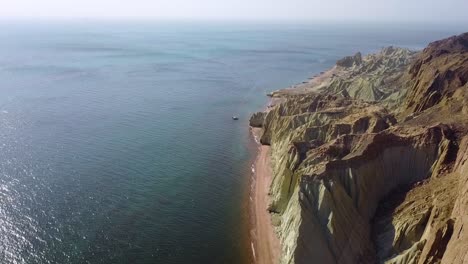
[0,21,465,263]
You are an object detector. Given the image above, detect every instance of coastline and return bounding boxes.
[249,128,281,264]
[245,33,468,264]
[247,68,336,264]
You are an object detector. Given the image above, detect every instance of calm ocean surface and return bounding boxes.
[0,21,465,264]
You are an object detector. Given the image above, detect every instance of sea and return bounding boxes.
[0,20,465,264]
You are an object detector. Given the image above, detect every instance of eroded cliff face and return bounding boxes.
[403,33,468,114]
[270,47,417,106]
[442,136,468,263]
[252,32,468,264]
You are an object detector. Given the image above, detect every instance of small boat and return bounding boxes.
[232,116,239,120]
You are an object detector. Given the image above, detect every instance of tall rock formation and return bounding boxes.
[251,32,468,264]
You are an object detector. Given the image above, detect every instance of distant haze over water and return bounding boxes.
[0,21,464,263]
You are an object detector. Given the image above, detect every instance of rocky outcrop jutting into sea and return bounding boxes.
[251,32,468,264]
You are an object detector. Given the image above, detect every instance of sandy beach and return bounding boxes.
[247,68,338,263]
[250,128,281,264]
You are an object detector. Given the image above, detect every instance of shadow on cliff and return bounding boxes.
[371,183,413,262]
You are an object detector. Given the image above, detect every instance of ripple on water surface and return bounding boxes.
[0,21,463,263]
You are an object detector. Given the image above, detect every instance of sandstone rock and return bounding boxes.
[440,136,468,264]
[326,47,416,103]
[256,32,468,264]
[269,47,416,103]
[249,111,266,127]
[402,32,468,114]
[336,52,363,68]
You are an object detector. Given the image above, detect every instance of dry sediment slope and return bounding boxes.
[250,32,468,264]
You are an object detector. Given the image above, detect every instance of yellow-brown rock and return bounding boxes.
[250,32,468,264]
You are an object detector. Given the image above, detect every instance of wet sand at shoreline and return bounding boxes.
[249,128,281,264]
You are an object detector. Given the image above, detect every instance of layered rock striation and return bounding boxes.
[270,47,417,105]
[251,32,468,264]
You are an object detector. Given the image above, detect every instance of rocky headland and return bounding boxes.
[249,32,468,264]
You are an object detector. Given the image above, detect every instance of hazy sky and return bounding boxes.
[2,0,468,22]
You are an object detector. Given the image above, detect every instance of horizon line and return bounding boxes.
[1,17,468,25]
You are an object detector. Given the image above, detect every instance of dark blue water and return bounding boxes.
[0,21,465,264]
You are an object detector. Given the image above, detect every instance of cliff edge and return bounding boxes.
[251,32,468,264]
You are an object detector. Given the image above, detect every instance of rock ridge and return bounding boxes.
[250,32,468,264]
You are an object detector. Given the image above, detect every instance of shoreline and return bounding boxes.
[248,127,281,264]
[247,68,335,264]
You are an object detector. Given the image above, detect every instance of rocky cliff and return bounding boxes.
[251,32,468,264]
[270,47,416,106]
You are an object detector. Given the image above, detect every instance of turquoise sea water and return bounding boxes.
[0,21,465,264]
